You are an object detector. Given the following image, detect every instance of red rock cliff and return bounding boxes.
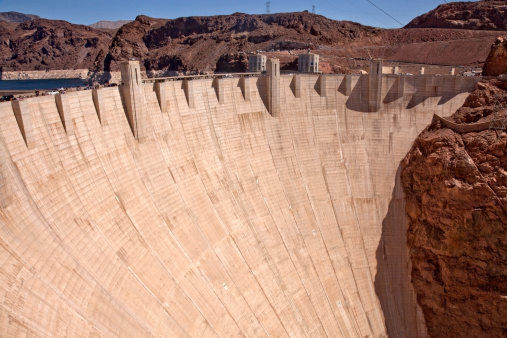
[483,36,507,76]
[401,79,507,337]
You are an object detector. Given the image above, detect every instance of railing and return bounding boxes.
[141,72,262,84]
[489,94,507,131]
[489,113,507,130]
[432,114,492,133]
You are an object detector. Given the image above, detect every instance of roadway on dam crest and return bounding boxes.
[0,71,478,337]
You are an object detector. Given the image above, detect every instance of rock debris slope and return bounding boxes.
[0,73,477,336]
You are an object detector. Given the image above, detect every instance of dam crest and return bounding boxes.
[0,60,479,337]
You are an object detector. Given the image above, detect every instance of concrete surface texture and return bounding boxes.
[0,70,478,336]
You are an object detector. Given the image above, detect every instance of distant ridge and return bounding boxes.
[0,10,502,75]
[405,0,507,30]
[0,11,39,23]
[89,20,132,29]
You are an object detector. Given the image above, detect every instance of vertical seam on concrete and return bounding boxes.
[359,92,394,333]
[206,79,296,337]
[0,135,111,337]
[273,81,348,337]
[147,80,257,336]
[169,83,261,337]
[57,104,190,337]
[117,89,229,337]
[0,113,155,337]
[245,108,325,337]
[292,102,360,338]
[225,78,316,337]
[204,81,279,337]
[71,90,201,337]
[335,106,382,338]
[304,77,364,336]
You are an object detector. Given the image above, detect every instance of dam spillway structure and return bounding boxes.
[0,60,480,337]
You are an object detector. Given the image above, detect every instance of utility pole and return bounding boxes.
[266,2,271,14]
[312,5,315,14]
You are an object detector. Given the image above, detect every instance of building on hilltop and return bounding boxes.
[248,53,267,72]
[298,51,319,73]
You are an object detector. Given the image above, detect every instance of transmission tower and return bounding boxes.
[312,5,315,14]
[266,2,271,14]
[489,94,507,131]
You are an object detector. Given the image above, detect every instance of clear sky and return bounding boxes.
[0,0,478,28]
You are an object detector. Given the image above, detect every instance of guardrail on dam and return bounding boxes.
[0,60,480,337]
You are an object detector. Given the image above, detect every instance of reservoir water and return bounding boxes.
[0,78,87,91]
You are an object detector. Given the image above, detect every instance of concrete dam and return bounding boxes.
[0,59,479,337]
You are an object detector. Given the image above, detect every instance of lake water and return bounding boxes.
[0,78,87,91]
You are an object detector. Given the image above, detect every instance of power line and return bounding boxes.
[365,0,404,27]
[319,0,403,28]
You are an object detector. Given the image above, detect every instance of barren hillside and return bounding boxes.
[406,0,507,30]
[0,19,112,71]
[1,2,507,75]
[0,11,39,23]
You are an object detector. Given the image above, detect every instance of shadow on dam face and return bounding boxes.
[0,74,479,336]
[374,165,427,337]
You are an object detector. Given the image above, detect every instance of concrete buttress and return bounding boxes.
[368,60,383,112]
[120,60,148,139]
[266,58,280,117]
[11,99,34,148]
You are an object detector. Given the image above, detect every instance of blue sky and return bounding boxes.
[0,0,478,28]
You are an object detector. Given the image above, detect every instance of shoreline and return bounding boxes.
[0,89,36,96]
[0,70,122,85]
[0,69,89,80]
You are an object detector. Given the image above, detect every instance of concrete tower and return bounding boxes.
[266,58,280,117]
[298,52,319,73]
[368,59,383,112]
[120,60,147,139]
[248,54,267,72]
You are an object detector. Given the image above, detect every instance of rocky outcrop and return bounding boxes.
[104,12,380,73]
[402,79,507,337]
[0,11,39,23]
[483,37,507,76]
[405,0,507,30]
[0,19,112,71]
[214,53,248,73]
[89,20,132,30]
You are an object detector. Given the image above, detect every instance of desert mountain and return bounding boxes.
[0,19,112,72]
[405,0,507,30]
[102,10,504,74]
[0,11,39,23]
[89,20,133,29]
[104,12,380,73]
[0,3,506,75]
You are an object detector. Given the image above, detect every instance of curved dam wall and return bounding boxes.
[0,70,478,337]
